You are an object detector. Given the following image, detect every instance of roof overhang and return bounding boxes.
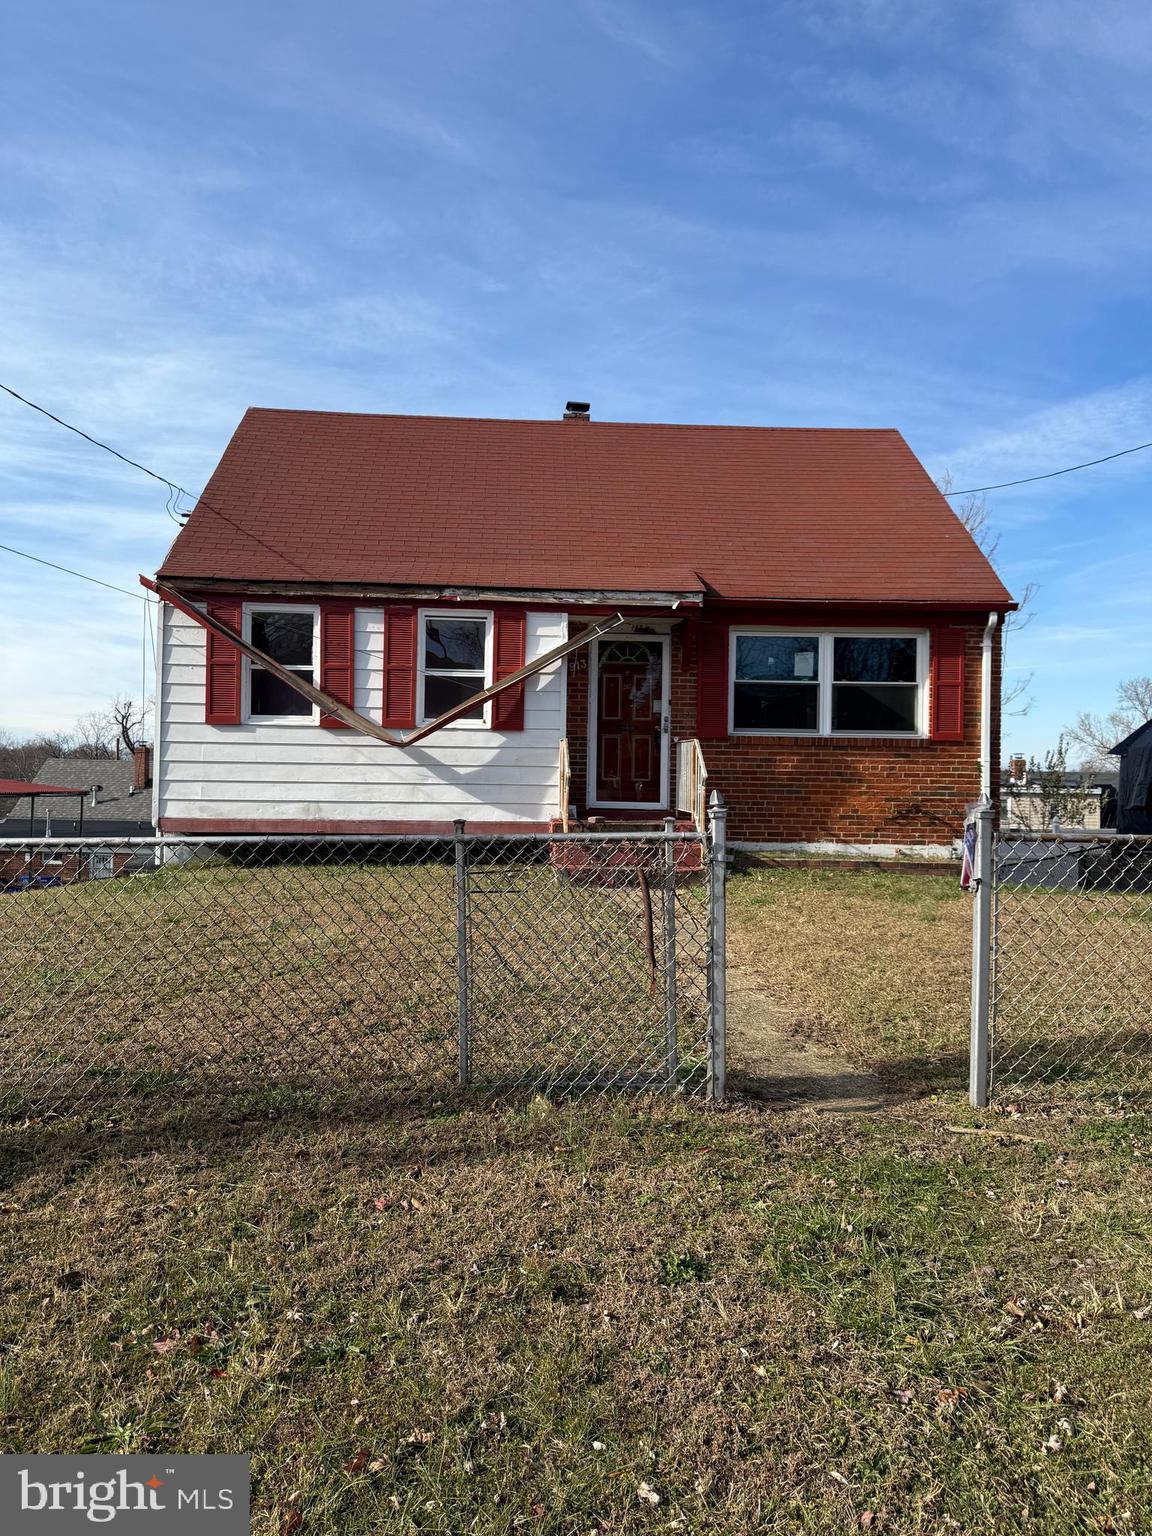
[158,577,705,608]
[0,780,87,798]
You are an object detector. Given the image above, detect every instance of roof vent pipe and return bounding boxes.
[563,401,590,420]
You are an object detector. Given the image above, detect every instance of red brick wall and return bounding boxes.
[566,615,1000,847]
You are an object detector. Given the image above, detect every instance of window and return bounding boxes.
[246,607,316,720]
[420,613,490,723]
[732,634,820,732]
[731,630,925,736]
[832,636,919,733]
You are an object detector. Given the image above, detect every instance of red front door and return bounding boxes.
[594,639,665,805]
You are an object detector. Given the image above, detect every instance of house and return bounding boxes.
[148,405,1014,854]
[1110,720,1152,833]
[0,749,156,887]
[1000,754,1118,832]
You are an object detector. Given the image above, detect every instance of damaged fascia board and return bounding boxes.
[160,579,705,609]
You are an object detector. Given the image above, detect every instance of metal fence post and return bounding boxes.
[662,817,679,1090]
[707,791,727,1103]
[969,801,994,1108]
[454,818,471,1086]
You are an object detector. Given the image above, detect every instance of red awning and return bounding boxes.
[0,780,86,797]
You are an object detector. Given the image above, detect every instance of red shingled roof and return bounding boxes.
[158,409,1013,606]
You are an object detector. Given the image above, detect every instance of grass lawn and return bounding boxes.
[727,863,1152,1103]
[1,862,1150,1532]
[1,1099,1149,1534]
[0,853,711,1117]
[727,865,972,1097]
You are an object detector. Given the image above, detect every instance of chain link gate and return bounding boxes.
[0,802,726,1124]
[969,813,1152,1106]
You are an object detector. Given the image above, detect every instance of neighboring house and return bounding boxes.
[150,405,1014,854]
[1000,755,1118,832]
[1,748,156,837]
[0,749,155,887]
[1110,720,1152,834]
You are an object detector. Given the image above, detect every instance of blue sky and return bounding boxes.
[2,0,1151,756]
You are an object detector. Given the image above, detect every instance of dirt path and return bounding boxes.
[726,955,886,1112]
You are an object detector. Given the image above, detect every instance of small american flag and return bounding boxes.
[960,814,977,890]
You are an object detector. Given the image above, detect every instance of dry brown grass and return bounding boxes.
[2,1099,1150,1534]
[4,859,1152,1531]
[727,864,1152,1103]
[0,856,710,1119]
[727,867,970,1094]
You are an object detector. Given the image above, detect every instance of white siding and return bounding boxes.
[156,606,568,826]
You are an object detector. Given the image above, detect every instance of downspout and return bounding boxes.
[979,610,999,803]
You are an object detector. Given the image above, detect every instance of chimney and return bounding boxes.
[563,400,590,420]
[1008,754,1027,784]
[133,743,153,792]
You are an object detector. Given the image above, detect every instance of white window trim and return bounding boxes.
[729,627,929,739]
[242,602,321,725]
[417,608,493,728]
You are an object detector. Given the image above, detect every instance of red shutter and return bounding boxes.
[381,605,418,728]
[319,603,356,728]
[491,609,527,731]
[204,599,242,725]
[696,618,730,740]
[931,627,965,741]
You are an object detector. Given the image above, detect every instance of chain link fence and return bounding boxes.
[985,829,1152,1103]
[0,819,723,1125]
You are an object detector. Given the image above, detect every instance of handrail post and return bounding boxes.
[707,791,727,1102]
[969,801,994,1107]
[454,818,471,1086]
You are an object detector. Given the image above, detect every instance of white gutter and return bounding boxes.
[979,610,999,801]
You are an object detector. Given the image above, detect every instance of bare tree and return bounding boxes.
[69,697,150,759]
[69,711,116,760]
[1065,676,1152,769]
[936,473,1036,716]
[0,729,71,784]
[107,695,150,755]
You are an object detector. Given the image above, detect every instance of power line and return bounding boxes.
[0,381,192,523]
[5,372,1150,521]
[0,379,312,575]
[0,540,150,603]
[943,438,1152,496]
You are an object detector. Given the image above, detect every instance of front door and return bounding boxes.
[592,638,667,806]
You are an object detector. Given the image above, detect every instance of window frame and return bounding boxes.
[242,602,321,725]
[416,608,493,728]
[729,627,929,739]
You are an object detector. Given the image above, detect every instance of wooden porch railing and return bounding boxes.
[676,738,709,833]
[558,737,572,832]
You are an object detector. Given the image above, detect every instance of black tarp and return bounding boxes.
[1112,719,1152,834]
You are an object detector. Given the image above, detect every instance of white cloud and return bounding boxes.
[927,377,1152,502]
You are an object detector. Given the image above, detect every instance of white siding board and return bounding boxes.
[157,606,569,826]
